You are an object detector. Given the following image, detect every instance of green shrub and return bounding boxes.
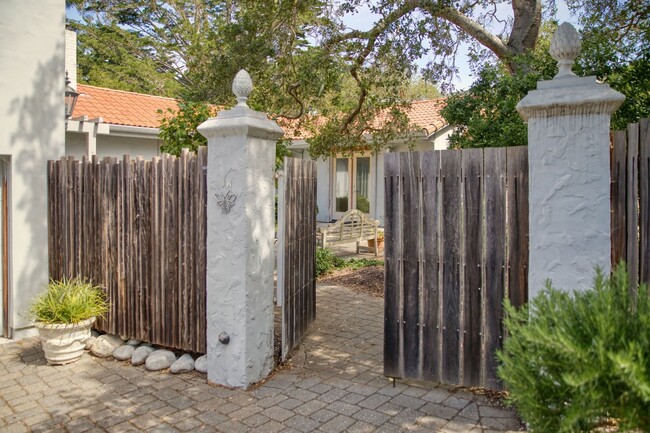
[30,277,109,324]
[316,248,344,277]
[498,263,650,432]
[345,258,384,270]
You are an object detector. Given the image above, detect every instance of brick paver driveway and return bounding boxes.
[0,285,522,432]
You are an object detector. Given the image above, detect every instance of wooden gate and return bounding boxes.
[48,150,207,353]
[277,157,317,361]
[384,147,528,389]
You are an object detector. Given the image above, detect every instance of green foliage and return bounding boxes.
[498,264,650,432]
[158,102,293,168]
[67,20,181,97]
[30,278,109,324]
[343,258,384,271]
[441,23,556,149]
[158,101,211,156]
[275,140,293,172]
[316,248,345,277]
[316,248,383,277]
[401,77,442,101]
[442,16,650,148]
[67,0,539,158]
[441,63,537,149]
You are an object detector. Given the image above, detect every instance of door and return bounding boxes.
[332,156,371,219]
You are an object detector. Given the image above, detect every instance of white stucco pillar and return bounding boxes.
[517,23,625,299]
[198,70,284,388]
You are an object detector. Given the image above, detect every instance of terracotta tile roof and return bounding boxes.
[406,98,448,135]
[71,84,447,138]
[279,98,448,140]
[71,84,179,128]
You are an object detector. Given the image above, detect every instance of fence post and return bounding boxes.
[197,70,284,388]
[517,23,625,299]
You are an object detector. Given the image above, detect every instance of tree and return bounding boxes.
[571,0,650,130]
[68,1,645,155]
[68,20,182,97]
[305,0,546,156]
[440,22,556,149]
[158,101,213,155]
[441,1,649,148]
[158,101,292,170]
[66,1,547,156]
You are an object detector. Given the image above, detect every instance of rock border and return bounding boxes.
[85,331,206,375]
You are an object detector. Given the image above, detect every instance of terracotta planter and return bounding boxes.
[368,239,384,249]
[35,317,96,365]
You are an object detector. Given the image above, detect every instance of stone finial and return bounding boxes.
[550,22,581,78]
[232,69,253,107]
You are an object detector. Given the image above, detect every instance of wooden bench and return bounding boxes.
[319,209,380,256]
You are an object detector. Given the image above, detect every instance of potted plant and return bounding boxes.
[30,277,109,365]
[368,230,385,249]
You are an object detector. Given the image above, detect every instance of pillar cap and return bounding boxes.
[197,70,284,141]
[550,23,581,79]
[232,69,253,108]
[516,78,625,121]
[517,22,625,121]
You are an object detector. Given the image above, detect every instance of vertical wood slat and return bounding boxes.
[638,119,650,285]
[383,153,401,378]
[401,152,420,379]
[420,151,441,382]
[611,131,628,268]
[461,149,483,387]
[150,156,160,345]
[507,146,529,308]
[627,123,640,292]
[440,150,461,385]
[483,148,506,389]
[47,150,208,352]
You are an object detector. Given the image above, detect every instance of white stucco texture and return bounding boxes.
[199,106,284,388]
[518,75,624,299]
[0,0,66,336]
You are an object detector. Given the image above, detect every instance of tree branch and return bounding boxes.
[436,6,513,61]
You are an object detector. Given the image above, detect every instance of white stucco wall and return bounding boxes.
[518,75,624,298]
[65,132,161,160]
[0,0,66,337]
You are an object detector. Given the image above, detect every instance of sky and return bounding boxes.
[341,1,578,90]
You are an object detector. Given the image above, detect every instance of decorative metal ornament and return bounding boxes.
[216,190,237,214]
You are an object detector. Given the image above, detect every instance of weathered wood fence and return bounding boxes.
[384,146,529,389]
[384,118,650,390]
[48,148,207,353]
[611,119,650,290]
[277,157,317,362]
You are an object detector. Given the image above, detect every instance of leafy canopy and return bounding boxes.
[66,0,544,156]
[441,3,650,149]
[67,1,647,154]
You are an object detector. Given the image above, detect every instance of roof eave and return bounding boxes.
[109,124,161,139]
